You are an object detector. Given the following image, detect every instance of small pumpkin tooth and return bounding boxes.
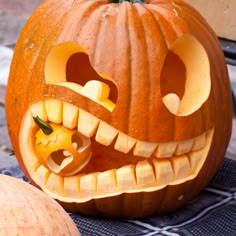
[79,173,98,199]
[97,169,117,195]
[81,80,110,101]
[45,99,63,124]
[175,139,193,155]
[133,141,158,158]
[95,121,119,146]
[116,165,136,191]
[171,155,191,182]
[135,160,156,187]
[155,141,177,158]
[47,154,73,174]
[77,109,100,137]
[114,132,136,154]
[189,128,214,175]
[63,102,79,129]
[153,159,174,186]
[192,132,206,151]
[72,142,78,150]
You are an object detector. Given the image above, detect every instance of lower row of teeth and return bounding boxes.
[34,146,206,200]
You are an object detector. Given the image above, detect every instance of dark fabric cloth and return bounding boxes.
[1,157,236,236]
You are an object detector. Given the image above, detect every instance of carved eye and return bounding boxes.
[45,42,118,111]
[161,34,211,116]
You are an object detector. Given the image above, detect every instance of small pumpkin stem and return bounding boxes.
[32,114,53,135]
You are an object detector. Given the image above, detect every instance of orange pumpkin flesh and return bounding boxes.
[5,0,232,218]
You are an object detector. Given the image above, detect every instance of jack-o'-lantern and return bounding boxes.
[5,0,232,218]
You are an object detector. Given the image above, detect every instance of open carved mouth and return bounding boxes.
[18,34,214,202]
[20,97,214,202]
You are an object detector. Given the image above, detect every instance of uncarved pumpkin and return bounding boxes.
[5,0,232,218]
[0,174,80,235]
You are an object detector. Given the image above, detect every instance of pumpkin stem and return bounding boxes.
[108,0,145,3]
[32,114,53,135]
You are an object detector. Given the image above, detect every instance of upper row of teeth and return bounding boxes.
[33,99,207,159]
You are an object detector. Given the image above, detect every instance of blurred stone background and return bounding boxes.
[0,0,236,168]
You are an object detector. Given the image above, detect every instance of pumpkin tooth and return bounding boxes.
[188,149,204,175]
[77,109,100,137]
[192,132,206,151]
[116,165,136,191]
[114,132,137,154]
[188,129,213,174]
[97,169,117,195]
[170,155,191,182]
[63,150,71,157]
[135,160,156,187]
[34,165,51,186]
[152,159,174,186]
[30,100,48,121]
[133,141,158,158]
[47,173,64,195]
[175,139,194,156]
[45,99,63,124]
[64,175,80,198]
[155,141,177,158]
[95,121,119,146]
[63,102,79,129]
[79,173,98,199]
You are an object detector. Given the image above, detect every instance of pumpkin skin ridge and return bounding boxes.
[55,0,106,45]
[126,3,152,139]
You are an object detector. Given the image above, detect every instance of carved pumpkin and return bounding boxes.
[5,0,232,218]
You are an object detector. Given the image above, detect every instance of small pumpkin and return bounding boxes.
[0,174,80,235]
[5,0,232,218]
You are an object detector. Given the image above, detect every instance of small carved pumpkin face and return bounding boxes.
[6,0,232,218]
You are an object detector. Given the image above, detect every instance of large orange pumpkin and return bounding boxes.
[5,0,232,218]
